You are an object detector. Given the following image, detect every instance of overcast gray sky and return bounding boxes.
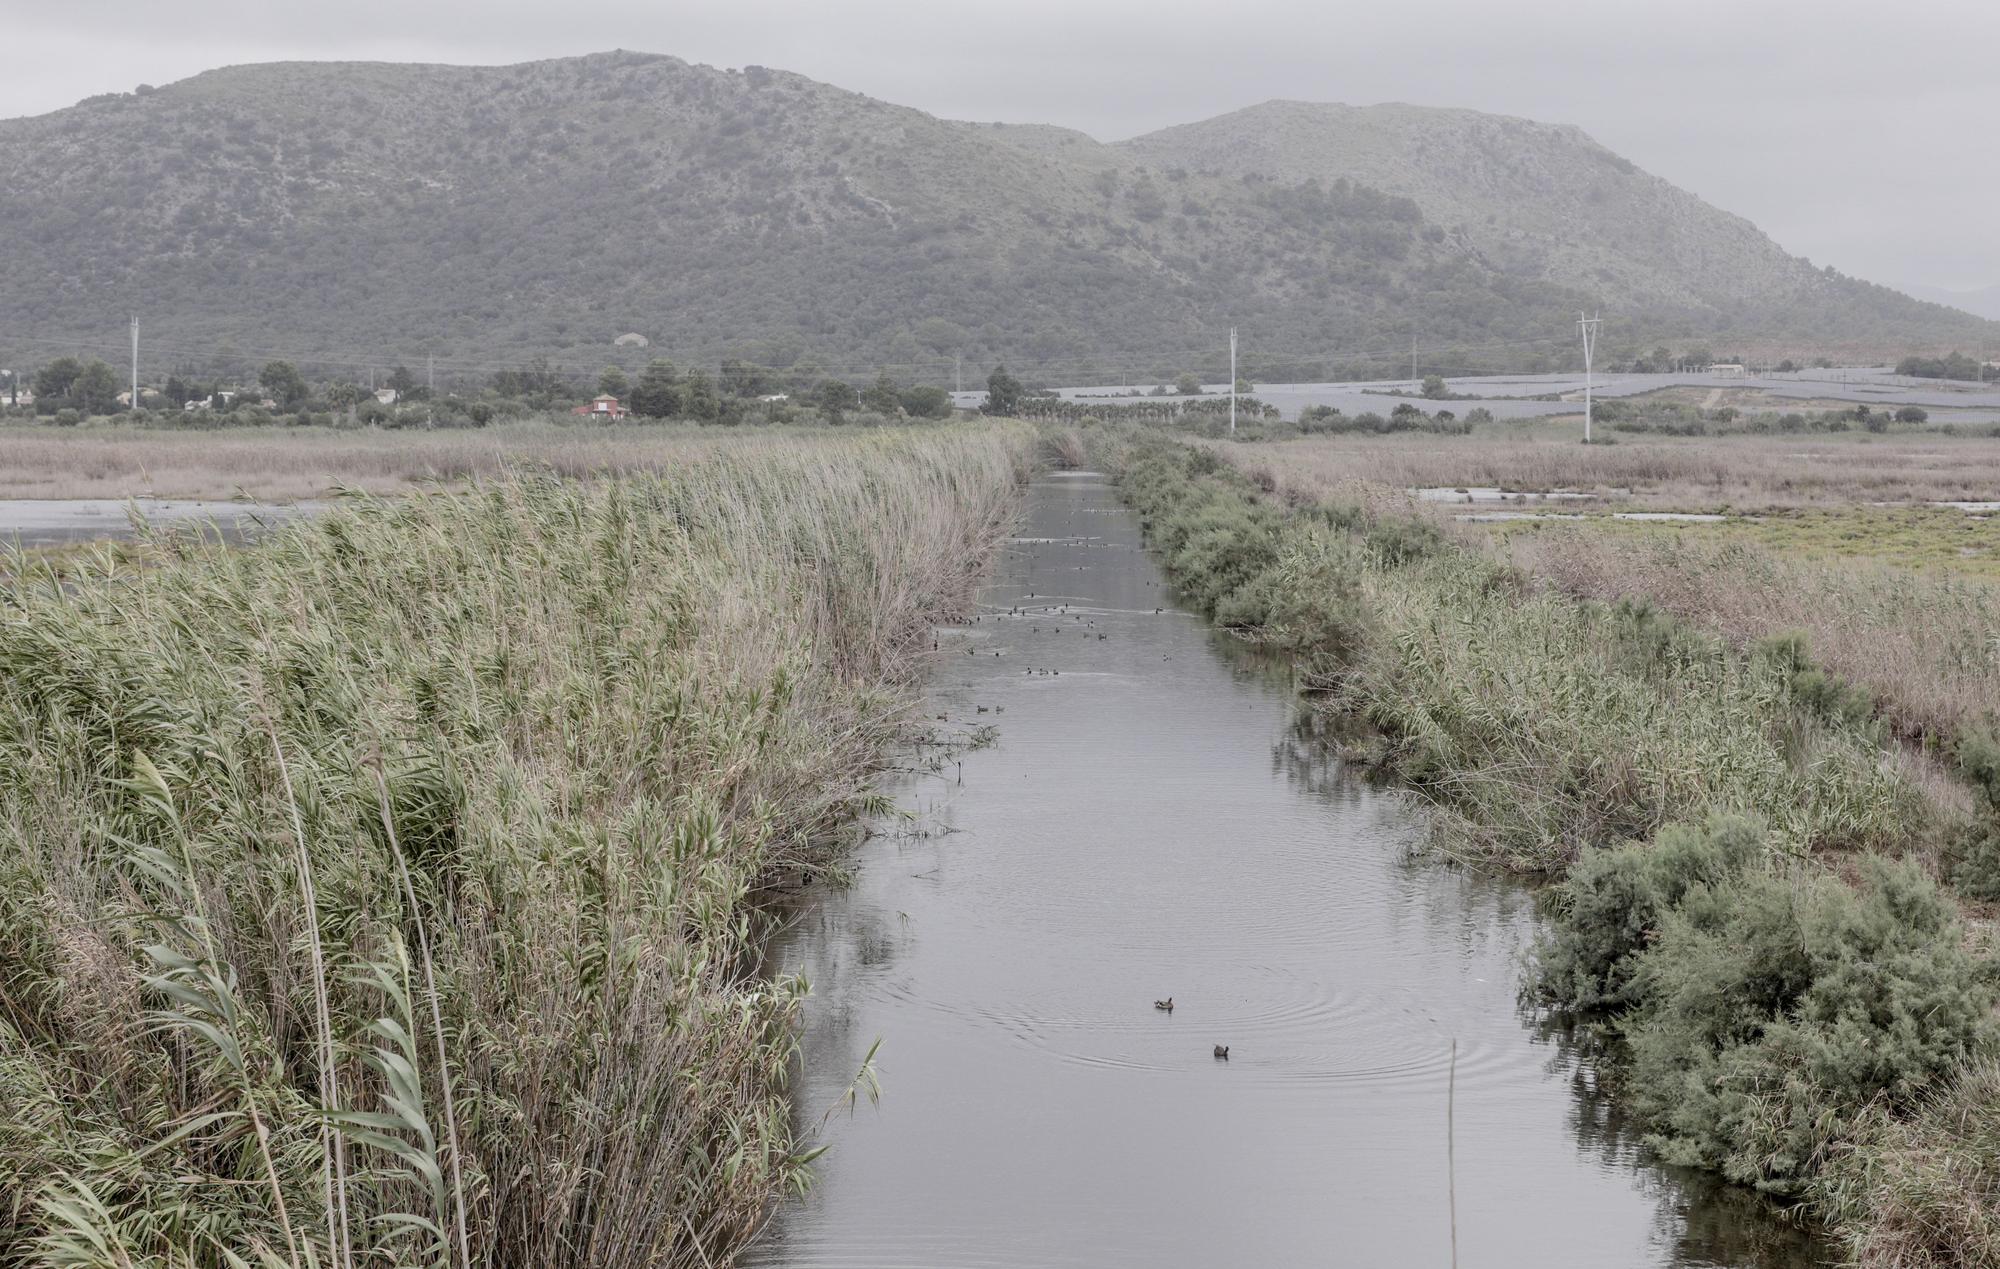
[6,0,1996,295]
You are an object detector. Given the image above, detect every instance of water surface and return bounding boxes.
[751,473,1823,1268]
[0,497,318,548]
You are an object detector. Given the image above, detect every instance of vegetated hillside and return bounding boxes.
[1118,100,1993,357]
[0,52,1988,384]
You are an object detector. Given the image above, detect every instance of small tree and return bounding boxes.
[1420,374,1449,400]
[32,357,84,404]
[71,360,123,414]
[629,360,683,418]
[1896,406,1928,425]
[386,365,419,397]
[815,380,859,414]
[259,360,308,408]
[683,370,721,423]
[861,373,902,415]
[598,366,630,399]
[720,358,772,397]
[324,382,368,409]
[899,384,953,419]
[982,367,1023,416]
[1175,372,1203,396]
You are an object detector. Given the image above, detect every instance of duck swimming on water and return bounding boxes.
[1153,997,1174,1012]
[1213,1045,1229,1060]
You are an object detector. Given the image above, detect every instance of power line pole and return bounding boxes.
[1578,312,1602,444]
[1411,334,1418,386]
[1228,326,1238,434]
[130,316,139,413]
[954,350,962,394]
[427,353,436,427]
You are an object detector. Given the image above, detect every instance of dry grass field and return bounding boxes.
[1224,431,2000,512]
[0,420,810,500]
[1215,428,2000,763]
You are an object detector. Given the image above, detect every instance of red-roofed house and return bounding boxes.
[573,394,628,419]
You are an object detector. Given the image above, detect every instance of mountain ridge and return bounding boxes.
[1902,282,2000,323]
[0,50,1988,383]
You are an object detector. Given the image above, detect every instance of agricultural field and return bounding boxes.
[0,425,1035,1267]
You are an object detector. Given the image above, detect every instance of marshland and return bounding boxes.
[9,5,2000,1260]
[1075,418,2000,1268]
[9,406,2000,1269]
[0,426,1035,1266]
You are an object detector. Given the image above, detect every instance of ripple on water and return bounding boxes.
[869,958,1514,1093]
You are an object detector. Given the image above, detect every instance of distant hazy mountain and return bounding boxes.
[1121,101,1813,316]
[1901,283,2000,323]
[0,51,1989,383]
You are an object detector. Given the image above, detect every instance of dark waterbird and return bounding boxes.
[1213,1045,1229,1060]
[1153,997,1174,1012]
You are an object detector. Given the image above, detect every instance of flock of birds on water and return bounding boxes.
[935,533,1236,1061]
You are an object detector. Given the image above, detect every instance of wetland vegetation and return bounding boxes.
[10,407,2000,1267]
[0,426,1034,1267]
[1085,423,2000,1267]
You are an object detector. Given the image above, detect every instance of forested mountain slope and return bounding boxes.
[0,52,1987,381]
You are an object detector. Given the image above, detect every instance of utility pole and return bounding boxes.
[1228,326,1238,434]
[1578,312,1602,444]
[1411,334,1419,387]
[427,353,436,427]
[955,350,962,395]
[130,316,139,413]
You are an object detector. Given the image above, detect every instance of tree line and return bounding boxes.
[1,354,960,428]
[1896,351,1989,382]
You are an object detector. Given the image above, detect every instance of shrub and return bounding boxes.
[1534,814,1766,1011]
[1629,858,1991,1192]
[1541,818,1995,1196]
[1754,632,1877,730]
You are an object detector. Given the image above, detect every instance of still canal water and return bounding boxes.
[749,473,1823,1268]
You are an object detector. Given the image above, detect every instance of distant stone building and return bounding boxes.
[614,332,650,348]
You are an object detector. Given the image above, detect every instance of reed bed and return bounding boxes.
[0,425,1035,1268]
[0,420,847,501]
[1092,427,1997,1265]
[1226,433,2000,511]
[1109,434,1943,873]
[1510,531,2000,753]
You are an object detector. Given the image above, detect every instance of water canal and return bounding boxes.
[749,472,1823,1268]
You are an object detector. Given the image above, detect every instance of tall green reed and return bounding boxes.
[0,425,1034,1267]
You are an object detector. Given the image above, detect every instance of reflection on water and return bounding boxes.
[749,472,1828,1269]
[0,498,317,548]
